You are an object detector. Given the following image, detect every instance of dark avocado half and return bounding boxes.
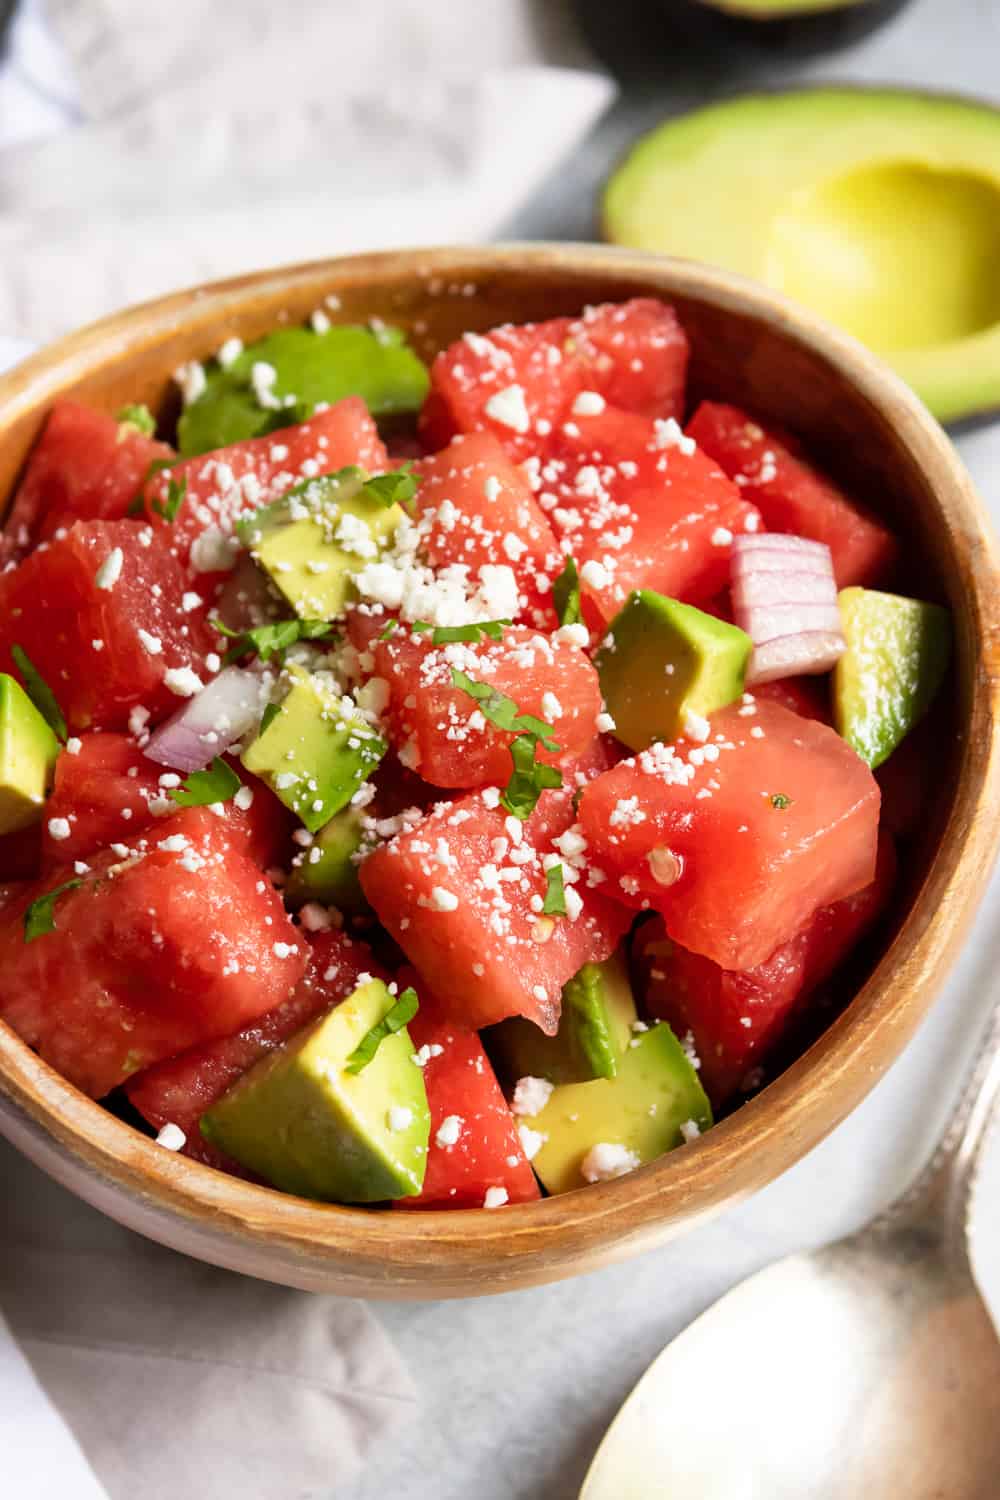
[677,0,912,53]
[604,87,1000,425]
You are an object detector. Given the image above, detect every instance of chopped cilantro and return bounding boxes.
[117,403,157,437]
[502,733,563,821]
[770,793,792,810]
[259,702,281,735]
[344,986,419,1074]
[214,616,335,665]
[11,645,66,742]
[552,555,581,627]
[169,757,242,808]
[24,878,83,943]
[414,619,510,645]
[378,619,399,640]
[450,671,560,753]
[542,863,567,917]
[150,475,188,524]
[361,462,421,511]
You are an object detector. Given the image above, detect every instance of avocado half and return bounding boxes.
[604,88,1000,425]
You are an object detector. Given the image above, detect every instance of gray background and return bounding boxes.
[346,3,1000,1496]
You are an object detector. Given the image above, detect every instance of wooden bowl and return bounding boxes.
[0,245,997,1298]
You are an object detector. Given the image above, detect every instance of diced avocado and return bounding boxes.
[237,467,402,621]
[522,1023,712,1196]
[177,323,430,457]
[241,665,385,833]
[285,805,368,911]
[596,590,751,751]
[200,978,430,1201]
[0,673,60,835]
[490,952,638,1085]
[833,586,951,769]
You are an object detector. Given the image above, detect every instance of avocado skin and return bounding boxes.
[489,951,638,1085]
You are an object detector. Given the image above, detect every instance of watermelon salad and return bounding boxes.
[0,299,951,1208]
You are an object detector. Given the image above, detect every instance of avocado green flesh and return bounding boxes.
[237,469,403,623]
[597,590,750,752]
[177,324,429,457]
[523,1024,712,1197]
[285,806,368,911]
[241,665,386,833]
[604,88,1000,423]
[490,952,638,1086]
[833,587,950,769]
[0,673,60,834]
[200,978,430,1201]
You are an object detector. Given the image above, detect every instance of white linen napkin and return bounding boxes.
[0,3,614,1496]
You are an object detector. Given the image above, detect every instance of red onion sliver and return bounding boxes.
[144,667,267,774]
[747,632,846,685]
[731,531,845,681]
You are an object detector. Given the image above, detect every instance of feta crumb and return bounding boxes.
[216,336,244,368]
[682,709,711,743]
[66,737,82,756]
[512,1076,553,1116]
[483,1186,509,1209]
[435,1114,464,1148]
[387,1105,414,1133]
[155,1122,187,1151]
[541,691,563,721]
[572,390,606,416]
[484,384,530,434]
[181,591,203,614]
[680,1119,702,1144]
[137,629,162,656]
[94,547,124,591]
[553,622,589,649]
[250,360,282,410]
[710,526,733,547]
[163,666,204,698]
[47,817,71,841]
[481,787,501,809]
[428,886,459,912]
[580,1142,641,1183]
[412,1042,445,1068]
[652,417,696,456]
[174,361,206,407]
[310,309,332,334]
[517,1124,546,1161]
[298,902,332,932]
[233,785,254,811]
[158,834,190,853]
[595,712,616,734]
[272,941,297,959]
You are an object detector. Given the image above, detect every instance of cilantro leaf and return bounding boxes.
[378,619,399,641]
[214,617,335,665]
[361,462,421,510]
[169,757,242,808]
[259,702,281,735]
[542,863,567,917]
[502,733,563,821]
[116,403,157,437]
[427,620,510,645]
[344,986,419,1075]
[552,555,581,627]
[11,645,67,742]
[24,878,83,943]
[450,670,560,754]
[150,475,188,523]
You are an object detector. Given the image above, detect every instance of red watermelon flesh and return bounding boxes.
[636,831,897,1105]
[0,817,306,1098]
[360,788,632,1034]
[686,402,898,589]
[0,520,215,733]
[579,700,881,971]
[127,928,383,1170]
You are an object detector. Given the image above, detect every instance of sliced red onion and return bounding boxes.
[144,667,267,773]
[731,532,845,685]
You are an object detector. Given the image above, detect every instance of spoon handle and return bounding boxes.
[875,992,1000,1260]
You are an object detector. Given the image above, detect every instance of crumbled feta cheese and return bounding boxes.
[652,417,695,456]
[47,817,71,841]
[682,709,711,743]
[428,886,459,912]
[563,886,583,922]
[580,1142,640,1183]
[181,591,203,614]
[387,1105,414,1133]
[272,941,297,959]
[155,1122,187,1151]
[595,712,616,734]
[483,1186,509,1209]
[94,547,124,591]
[710,526,733,547]
[310,309,332,334]
[517,1124,546,1161]
[216,336,244,369]
[435,1114,464,1148]
[512,1076,553,1116]
[233,785,254,811]
[541,691,563,721]
[66,737,82,756]
[553,622,589,649]
[250,361,282,411]
[680,1119,702,1144]
[190,526,239,574]
[174,361,206,407]
[163,666,204,698]
[572,390,606,416]
[485,384,531,434]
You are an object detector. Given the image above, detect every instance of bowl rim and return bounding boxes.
[1,242,998,1296]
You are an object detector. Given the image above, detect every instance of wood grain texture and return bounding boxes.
[0,245,997,1298]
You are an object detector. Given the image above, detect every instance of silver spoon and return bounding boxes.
[581,995,1000,1499]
